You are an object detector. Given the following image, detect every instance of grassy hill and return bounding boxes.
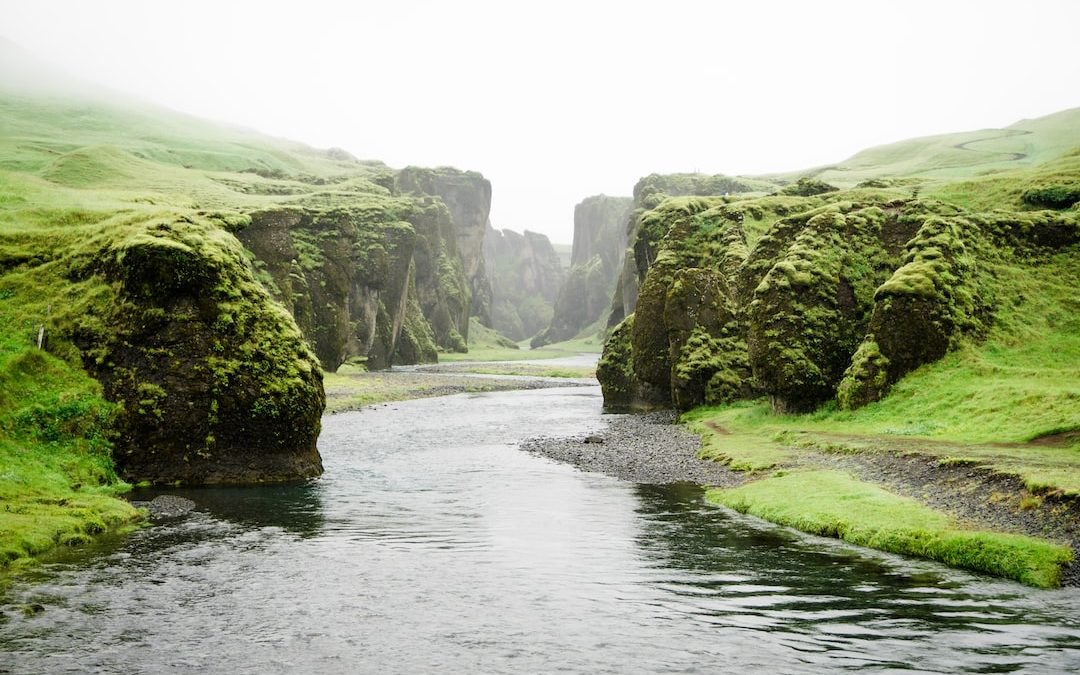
[760,107,1080,187]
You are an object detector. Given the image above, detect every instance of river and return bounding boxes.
[2,378,1079,673]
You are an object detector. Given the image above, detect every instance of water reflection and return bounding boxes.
[129,481,326,537]
[1,384,1078,674]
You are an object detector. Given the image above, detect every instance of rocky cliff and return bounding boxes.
[483,225,564,341]
[397,167,494,331]
[240,166,498,368]
[238,198,436,370]
[597,188,1079,413]
[11,213,327,484]
[606,173,772,329]
[532,195,632,346]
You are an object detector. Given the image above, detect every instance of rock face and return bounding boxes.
[483,225,565,341]
[239,201,427,370]
[607,173,767,330]
[240,166,498,369]
[597,189,1079,413]
[532,195,632,346]
[65,216,325,484]
[397,167,494,331]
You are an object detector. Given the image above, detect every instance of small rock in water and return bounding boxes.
[584,435,604,444]
[132,495,197,520]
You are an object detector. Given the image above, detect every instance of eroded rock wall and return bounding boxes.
[62,215,325,484]
[597,189,1078,414]
[484,225,564,341]
[397,166,494,332]
[532,195,632,346]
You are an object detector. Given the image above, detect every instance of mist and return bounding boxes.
[4,0,1079,243]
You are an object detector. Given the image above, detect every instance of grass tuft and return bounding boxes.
[707,470,1072,587]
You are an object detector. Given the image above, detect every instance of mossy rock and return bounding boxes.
[68,215,324,484]
[747,209,886,412]
[665,268,749,410]
[597,315,643,411]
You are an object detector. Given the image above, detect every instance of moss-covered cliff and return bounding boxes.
[397,166,494,333]
[1,211,325,485]
[483,225,564,341]
[598,179,1079,413]
[238,200,427,370]
[607,173,774,330]
[532,195,632,347]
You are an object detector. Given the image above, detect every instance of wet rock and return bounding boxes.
[131,495,197,520]
[521,411,743,486]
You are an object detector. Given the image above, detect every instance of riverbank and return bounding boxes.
[522,409,1078,588]
[323,367,594,413]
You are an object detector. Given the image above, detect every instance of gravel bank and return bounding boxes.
[520,411,743,487]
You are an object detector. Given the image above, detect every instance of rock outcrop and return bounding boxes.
[597,187,1079,413]
[397,167,494,331]
[240,166,498,368]
[58,215,325,484]
[532,195,632,346]
[483,225,564,341]
[239,200,425,370]
[606,173,769,329]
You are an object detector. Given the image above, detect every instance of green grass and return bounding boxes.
[707,470,1073,587]
[761,107,1080,189]
[322,367,576,413]
[0,321,141,568]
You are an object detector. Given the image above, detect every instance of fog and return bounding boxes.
[4,0,1078,243]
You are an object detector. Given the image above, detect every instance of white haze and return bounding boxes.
[4,0,1079,244]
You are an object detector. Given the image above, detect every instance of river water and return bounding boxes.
[2,382,1079,673]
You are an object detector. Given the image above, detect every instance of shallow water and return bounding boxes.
[2,384,1079,673]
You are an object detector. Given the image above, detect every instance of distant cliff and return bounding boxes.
[532,195,632,346]
[397,167,494,332]
[483,225,564,341]
[241,166,496,368]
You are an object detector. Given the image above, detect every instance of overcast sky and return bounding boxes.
[4,0,1079,243]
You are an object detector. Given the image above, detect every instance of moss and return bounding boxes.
[779,176,839,197]
[597,315,637,411]
[706,470,1072,587]
[1022,182,1080,209]
[747,207,894,412]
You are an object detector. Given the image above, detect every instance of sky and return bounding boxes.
[3,0,1079,243]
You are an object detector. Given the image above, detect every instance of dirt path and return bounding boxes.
[951,127,1032,162]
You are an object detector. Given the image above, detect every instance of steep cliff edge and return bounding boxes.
[397,167,494,332]
[606,173,774,330]
[2,212,325,485]
[598,182,1079,413]
[532,195,632,346]
[238,200,428,370]
[483,225,564,341]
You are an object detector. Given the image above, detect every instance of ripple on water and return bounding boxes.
[2,385,1079,674]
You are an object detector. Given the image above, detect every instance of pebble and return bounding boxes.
[520,411,743,487]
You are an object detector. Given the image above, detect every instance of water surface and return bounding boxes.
[2,384,1078,673]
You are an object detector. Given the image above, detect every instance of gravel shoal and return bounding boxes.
[520,411,743,487]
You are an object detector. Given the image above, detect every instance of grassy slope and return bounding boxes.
[707,471,1071,588]
[761,107,1080,187]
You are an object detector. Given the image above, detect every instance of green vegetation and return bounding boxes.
[440,320,604,363]
[762,108,1080,187]
[706,471,1072,587]
[597,111,1080,583]
[0,321,140,567]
